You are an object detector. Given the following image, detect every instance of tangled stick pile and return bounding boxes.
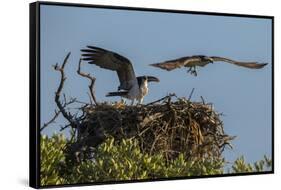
[71,95,235,162]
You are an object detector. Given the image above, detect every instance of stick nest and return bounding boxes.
[73,95,235,161]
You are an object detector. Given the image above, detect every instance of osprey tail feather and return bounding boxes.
[106,91,128,97]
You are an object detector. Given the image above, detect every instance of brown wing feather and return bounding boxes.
[210,56,268,69]
[81,46,135,90]
[150,56,203,71]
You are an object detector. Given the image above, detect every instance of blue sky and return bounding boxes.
[40,5,272,165]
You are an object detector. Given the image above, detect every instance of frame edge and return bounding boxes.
[29,1,40,189]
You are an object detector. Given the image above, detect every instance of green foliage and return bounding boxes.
[40,134,272,186]
[40,134,67,185]
[231,155,272,173]
[62,138,224,183]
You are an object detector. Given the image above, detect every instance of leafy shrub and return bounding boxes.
[40,134,67,185]
[231,155,272,173]
[40,134,272,186]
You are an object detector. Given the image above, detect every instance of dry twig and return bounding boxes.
[77,59,98,105]
[53,52,78,128]
[40,110,60,132]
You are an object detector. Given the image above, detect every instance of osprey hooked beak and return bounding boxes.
[146,76,160,82]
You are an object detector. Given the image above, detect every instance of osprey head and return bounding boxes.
[203,56,214,63]
[137,76,160,88]
[146,76,160,83]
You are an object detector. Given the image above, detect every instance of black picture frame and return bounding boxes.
[30,1,274,189]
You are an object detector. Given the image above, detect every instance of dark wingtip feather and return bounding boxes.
[86,45,95,49]
[149,63,159,67]
[81,49,100,54]
[86,45,106,52]
[81,53,95,56]
[81,49,92,52]
[254,63,268,69]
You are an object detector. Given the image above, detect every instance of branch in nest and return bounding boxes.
[77,59,98,105]
[145,93,176,106]
[188,88,195,101]
[53,52,77,128]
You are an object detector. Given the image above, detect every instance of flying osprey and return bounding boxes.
[150,55,267,76]
[81,45,160,105]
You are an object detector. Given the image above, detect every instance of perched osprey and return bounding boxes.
[81,46,160,105]
[150,55,268,76]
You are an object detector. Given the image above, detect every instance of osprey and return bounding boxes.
[150,55,268,76]
[81,45,160,105]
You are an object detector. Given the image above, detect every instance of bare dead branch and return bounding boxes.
[145,93,176,106]
[40,95,78,132]
[87,92,93,105]
[188,88,195,101]
[77,59,98,105]
[200,96,205,104]
[53,52,78,128]
[63,97,77,107]
[60,124,71,131]
[40,110,60,132]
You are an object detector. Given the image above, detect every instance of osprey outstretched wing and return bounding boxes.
[81,45,136,90]
[210,56,268,69]
[81,45,159,105]
[150,55,267,76]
